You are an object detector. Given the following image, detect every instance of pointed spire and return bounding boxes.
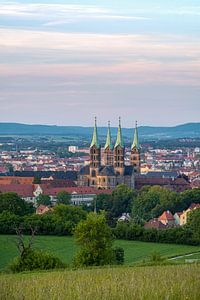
[131,120,139,150]
[90,117,100,148]
[115,117,124,148]
[104,121,113,150]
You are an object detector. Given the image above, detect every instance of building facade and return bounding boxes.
[78,118,140,189]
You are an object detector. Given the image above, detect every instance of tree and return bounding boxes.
[56,190,71,205]
[111,184,137,218]
[0,192,34,216]
[132,186,179,221]
[93,194,112,212]
[53,204,86,223]
[178,189,200,211]
[0,211,21,234]
[36,194,51,206]
[186,208,200,242]
[73,212,115,267]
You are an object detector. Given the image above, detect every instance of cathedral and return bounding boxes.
[78,118,140,189]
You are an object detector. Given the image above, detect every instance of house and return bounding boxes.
[180,203,200,226]
[36,205,51,215]
[144,218,167,229]
[158,210,175,226]
[0,184,34,202]
[118,213,131,222]
[134,176,191,192]
[173,212,182,226]
[42,186,112,206]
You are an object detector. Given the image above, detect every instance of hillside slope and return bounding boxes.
[0,122,199,139]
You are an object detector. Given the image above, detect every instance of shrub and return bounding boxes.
[113,247,124,265]
[149,251,164,262]
[9,248,65,273]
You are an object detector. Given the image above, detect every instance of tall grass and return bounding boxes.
[0,264,199,300]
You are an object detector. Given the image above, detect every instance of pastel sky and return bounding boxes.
[0,0,200,127]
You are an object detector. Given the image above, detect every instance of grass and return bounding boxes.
[170,252,200,263]
[0,235,200,270]
[0,264,199,300]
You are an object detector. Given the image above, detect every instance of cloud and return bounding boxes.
[0,2,149,26]
[0,27,199,86]
[0,28,199,63]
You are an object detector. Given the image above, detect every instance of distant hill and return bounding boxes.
[0,122,199,140]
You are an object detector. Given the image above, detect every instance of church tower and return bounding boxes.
[114,117,125,175]
[90,117,101,181]
[131,121,140,173]
[104,121,113,166]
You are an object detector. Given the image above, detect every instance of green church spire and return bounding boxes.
[90,117,100,149]
[115,117,124,148]
[104,121,113,149]
[131,121,139,150]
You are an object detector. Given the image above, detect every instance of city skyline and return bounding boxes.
[0,0,200,126]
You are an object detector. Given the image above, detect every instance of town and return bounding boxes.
[0,121,199,230]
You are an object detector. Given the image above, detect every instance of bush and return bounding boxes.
[0,211,21,234]
[114,222,200,246]
[149,251,164,262]
[113,247,124,265]
[9,248,65,273]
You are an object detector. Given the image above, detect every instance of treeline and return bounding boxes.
[94,185,200,223]
[0,204,86,235]
[114,216,200,246]
[0,187,200,246]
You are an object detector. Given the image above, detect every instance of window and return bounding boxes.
[91,170,96,177]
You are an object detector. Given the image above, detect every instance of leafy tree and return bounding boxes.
[178,189,200,211]
[94,194,113,212]
[56,190,71,205]
[53,204,86,223]
[0,211,21,234]
[0,192,34,216]
[132,186,179,221]
[186,208,200,242]
[53,204,87,234]
[73,212,115,267]
[111,184,137,218]
[36,194,51,206]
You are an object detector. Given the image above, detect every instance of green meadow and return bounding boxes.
[0,235,200,269]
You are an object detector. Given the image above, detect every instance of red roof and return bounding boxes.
[144,218,167,229]
[158,210,174,221]
[189,203,200,210]
[36,205,50,214]
[0,184,34,197]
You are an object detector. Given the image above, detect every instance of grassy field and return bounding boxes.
[0,264,199,300]
[0,235,200,270]
[170,252,200,263]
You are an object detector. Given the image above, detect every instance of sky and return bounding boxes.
[0,0,200,127]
